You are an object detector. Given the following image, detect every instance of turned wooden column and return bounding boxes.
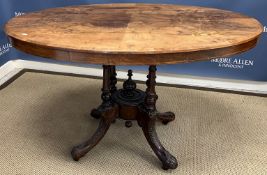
[110,66,117,93]
[145,65,158,111]
[101,65,112,107]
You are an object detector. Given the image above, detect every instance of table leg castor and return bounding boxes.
[125,121,133,128]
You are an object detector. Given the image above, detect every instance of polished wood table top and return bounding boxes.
[5,3,263,65]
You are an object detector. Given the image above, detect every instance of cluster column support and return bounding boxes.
[71,65,178,170]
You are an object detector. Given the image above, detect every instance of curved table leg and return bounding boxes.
[71,118,111,161]
[71,105,118,161]
[156,112,175,125]
[139,112,178,170]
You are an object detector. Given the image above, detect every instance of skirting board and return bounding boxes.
[0,60,22,86]
[1,59,267,94]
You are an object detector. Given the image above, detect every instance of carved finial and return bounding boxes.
[122,69,136,97]
[123,69,136,91]
[128,69,133,80]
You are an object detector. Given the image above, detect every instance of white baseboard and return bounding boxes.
[0,60,22,86]
[1,59,267,94]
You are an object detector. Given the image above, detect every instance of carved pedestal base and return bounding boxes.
[71,66,178,170]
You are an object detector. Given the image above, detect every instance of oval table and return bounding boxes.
[5,3,263,170]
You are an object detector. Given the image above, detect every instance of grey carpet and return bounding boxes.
[0,72,266,175]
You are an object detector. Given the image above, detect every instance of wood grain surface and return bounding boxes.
[4,3,263,65]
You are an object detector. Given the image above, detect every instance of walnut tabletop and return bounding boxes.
[4,3,263,65]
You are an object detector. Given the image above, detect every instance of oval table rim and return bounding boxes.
[8,35,260,65]
[4,3,264,65]
[4,8,263,55]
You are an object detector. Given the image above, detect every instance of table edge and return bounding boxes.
[8,35,260,65]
